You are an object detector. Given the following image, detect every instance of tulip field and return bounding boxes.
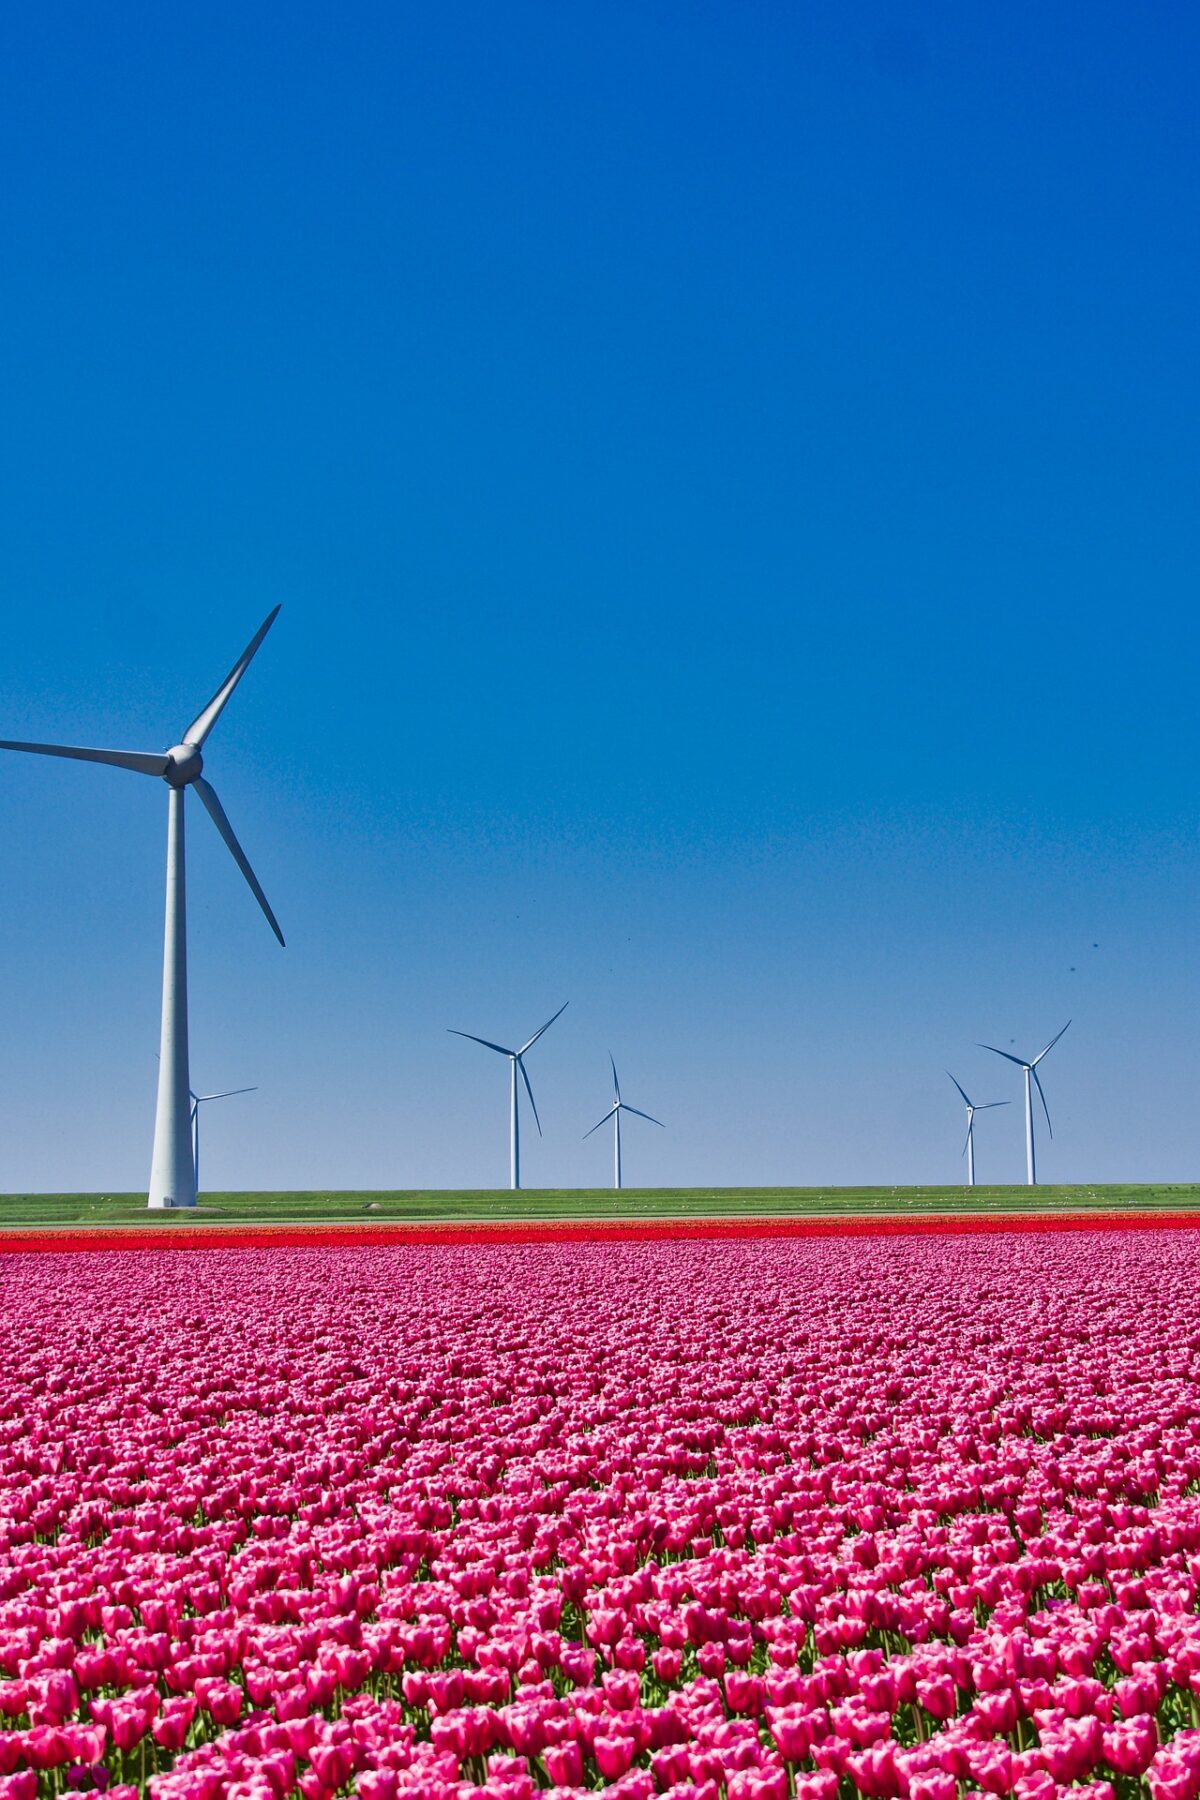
[5,1232,1200,1800]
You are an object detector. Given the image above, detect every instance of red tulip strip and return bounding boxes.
[2,1213,1200,1255]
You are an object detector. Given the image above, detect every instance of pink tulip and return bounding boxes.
[594,1734,637,1779]
[724,1673,764,1715]
[845,1743,902,1798]
[310,1742,355,1789]
[542,1741,584,1786]
[794,1775,839,1800]
[967,1744,1014,1796]
[915,1677,956,1721]
[1104,1716,1159,1776]
[356,1774,399,1800]
[559,1647,596,1687]
[1115,1667,1168,1718]
[152,1699,197,1752]
[63,1724,108,1765]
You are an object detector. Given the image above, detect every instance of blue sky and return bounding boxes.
[1,2,1197,1192]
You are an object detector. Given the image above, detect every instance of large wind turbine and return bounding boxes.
[191,1084,257,1198]
[945,1073,1008,1188]
[448,1003,568,1189]
[979,1021,1071,1185]
[1,610,284,1209]
[583,1054,664,1190]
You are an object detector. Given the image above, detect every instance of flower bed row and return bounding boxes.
[2,1213,1200,1254]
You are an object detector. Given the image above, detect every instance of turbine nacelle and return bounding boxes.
[164,743,204,787]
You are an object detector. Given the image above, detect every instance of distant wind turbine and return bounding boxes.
[979,1021,1071,1185]
[448,1003,568,1190]
[1,611,284,1209]
[191,1085,257,1198]
[945,1073,1008,1188]
[583,1054,664,1190]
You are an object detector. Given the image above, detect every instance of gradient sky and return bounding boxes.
[1,2,1197,1193]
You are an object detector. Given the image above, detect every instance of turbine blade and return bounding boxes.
[975,1100,1010,1110]
[184,606,281,747]
[1032,1019,1072,1066]
[620,1104,665,1127]
[0,739,168,777]
[962,1122,973,1159]
[193,776,285,946]
[194,1087,257,1102]
[518,1000,569,1056]
[946,1071,973,1107]
[978,1043,1028,1067]
[447,1030,514,1056]
[583,1110,614,1139]
[1032,1064,1053,1138]
[610,1053,621,1103]
[518,1056,542,1135]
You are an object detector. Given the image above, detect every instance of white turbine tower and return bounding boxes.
[945,1072,1008,1188]
[191,1084,257,1198]
[583,1054,664,1190]
[448,1003,568,1190]
[1,610,284,1209]
[979,1021,1071,1186]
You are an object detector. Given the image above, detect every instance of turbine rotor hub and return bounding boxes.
[164,743,204,788]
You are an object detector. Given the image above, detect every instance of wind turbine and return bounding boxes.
[1,610,284,1209]
[448,1002,568,1189]
[979,1021,1071,1185]
[191,1084,257,1197]
[583,1054,664,1190]
[945,1073,1008,1188]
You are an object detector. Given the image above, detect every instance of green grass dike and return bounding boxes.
[0,1183,1199,1229]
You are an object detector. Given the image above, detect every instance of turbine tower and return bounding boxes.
[448,1003,568,1189]
[979,1021,1071,1185]
[945,1072,1008,1188]
[191,1084,257,1198]
[583,1054,664,1190]
[1,609,284,1209]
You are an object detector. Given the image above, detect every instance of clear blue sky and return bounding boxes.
[1,2,1197,1192]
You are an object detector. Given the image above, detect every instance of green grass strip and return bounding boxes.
[1,1183,1199,1229]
